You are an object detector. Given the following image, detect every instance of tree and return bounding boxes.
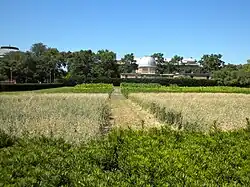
[31,43,47,56]
[169,55,183,73]
[67,50,95,82]
[119,53,138,73]
[199,54,225,73]
[243,60,250,72]
[95,50,119,78]
[212,62,250,86]
[0,51,26,82]
[151,53,165,74]
[42,48,66,83]
[171,55,183,65]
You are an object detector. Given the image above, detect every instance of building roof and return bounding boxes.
[0,46,19,57]
[137,56,156,68]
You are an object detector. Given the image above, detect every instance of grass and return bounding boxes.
[1,128,250,186]
[0,93,111,143]
[129,92,250,131]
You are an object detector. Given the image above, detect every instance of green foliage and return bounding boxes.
[119,53,138,73]
[67,50,95,82]
[199,54,225,72]
[74,84,113,95]
[0,43,67,83]
[213,64,250,87]
[34,84,114,95]
[121,82,161,88]
[120,83,250,97]
[1,128,250,185]
[151,53,166,74]
[0,129,16,148]
[0,83,64,92]
[88,77,218,87]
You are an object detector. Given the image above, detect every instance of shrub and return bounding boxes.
[86,78,218,87]
[33,84,114,95]
[74,84,113,96]
[0,83,64,92]
[121,84,250,97]
[1,128,250,185]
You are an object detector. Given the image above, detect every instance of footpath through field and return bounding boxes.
[110,87,162,129]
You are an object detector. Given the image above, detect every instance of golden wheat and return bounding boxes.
[129,93,250,131]
[0,93,110,143]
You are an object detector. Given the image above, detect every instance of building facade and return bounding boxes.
[0,46,19,58]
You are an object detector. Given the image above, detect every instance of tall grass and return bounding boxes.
[0,93,111,143]
[129,93,250,131]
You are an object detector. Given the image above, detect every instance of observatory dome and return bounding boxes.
[137,56,156,68]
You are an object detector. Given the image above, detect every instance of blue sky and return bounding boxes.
[1,0,250,64]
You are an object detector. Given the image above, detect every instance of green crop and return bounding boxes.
[1,128,250,186]
[121,83,250,98]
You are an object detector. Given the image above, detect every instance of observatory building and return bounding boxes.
[136,56,157,74]
[0,46,19,58]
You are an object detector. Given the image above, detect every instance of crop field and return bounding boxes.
[129,92,250,131]
[1,83,250,185]
[0,93,111,143]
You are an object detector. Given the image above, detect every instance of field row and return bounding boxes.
[0,93,111,144]
[129,92,250,131]
[1,84,250,185]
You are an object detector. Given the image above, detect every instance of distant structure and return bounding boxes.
[119,56,210,79]
[136,56,157,74]
[0,46,19,58]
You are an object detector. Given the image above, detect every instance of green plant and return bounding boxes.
[246,118,250,132]
[0,129,16,148]
[1,128,250,185]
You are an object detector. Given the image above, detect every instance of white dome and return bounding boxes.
[137,56,156,68]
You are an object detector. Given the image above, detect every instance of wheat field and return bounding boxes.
[129,93,250,131]
[0,93,110,143]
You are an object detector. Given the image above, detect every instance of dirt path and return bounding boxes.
[110,87,162,129]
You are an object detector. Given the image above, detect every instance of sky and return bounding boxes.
[1,0,250,64]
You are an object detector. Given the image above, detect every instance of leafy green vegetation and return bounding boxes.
[121,83,250,98]
[213,63,250,87]
[1,128,250,186]
[121,82,161,88]
[35,83,113,94]
[0,83,64,92]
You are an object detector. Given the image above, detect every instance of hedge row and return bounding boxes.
[35,84,114,95]
[121,83,161,88]
[86,78,218,87]
[1,128,250,185]
[121,84,250,97]
[0,83,64,92]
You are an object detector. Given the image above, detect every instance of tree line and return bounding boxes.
[0,42,249,85]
